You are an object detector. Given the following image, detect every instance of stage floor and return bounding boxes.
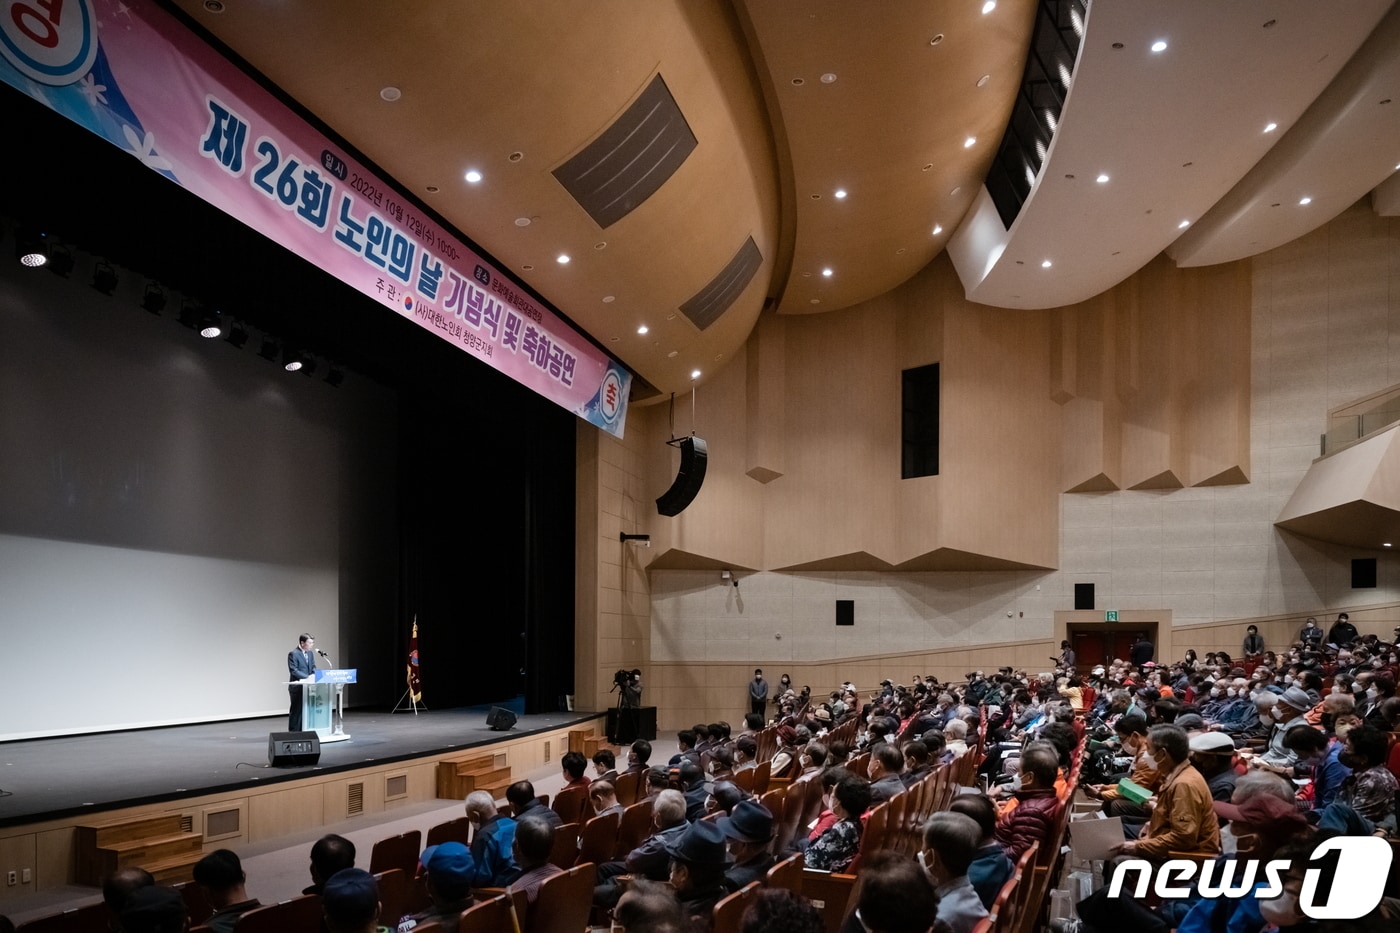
[0,704,604,827]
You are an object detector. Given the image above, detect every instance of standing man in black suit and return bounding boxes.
[288,633,317,731]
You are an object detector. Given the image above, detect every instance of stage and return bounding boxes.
[0,704,605,828]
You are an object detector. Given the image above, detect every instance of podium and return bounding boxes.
[288,669,356,743]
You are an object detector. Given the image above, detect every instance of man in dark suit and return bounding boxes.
[287,633,317,730]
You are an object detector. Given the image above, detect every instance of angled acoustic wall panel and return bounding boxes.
[680,237,762,331]
[553,74,698,229]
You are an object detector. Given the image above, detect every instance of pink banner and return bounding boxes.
[1,0,630,435]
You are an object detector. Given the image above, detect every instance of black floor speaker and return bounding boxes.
[485,707,518,731]
[268,730,321,767]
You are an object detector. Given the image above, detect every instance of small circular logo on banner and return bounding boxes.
[403,295,414,312]
[1,0,100,86]
[599,369,623,423]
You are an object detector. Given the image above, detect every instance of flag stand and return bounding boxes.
[393,616,427,714]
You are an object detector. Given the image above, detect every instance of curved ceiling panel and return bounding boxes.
[950,0,1391,310]
[172,0,779,400]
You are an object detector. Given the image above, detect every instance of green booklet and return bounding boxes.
[1116,778,1152,803]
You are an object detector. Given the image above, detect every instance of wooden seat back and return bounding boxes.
[426,816,473,848]
[369,829,422,878]
[230,894,322,933]
[457,892,516,933]
[550,785,590,825]
[525,862,593,933]
[547,822,580,870]
[711,881,760,933]
[614,799,654,859]
[612,770,642,807]
[14,902,107,933]
[764,851,804,895]
[575,811,620,867]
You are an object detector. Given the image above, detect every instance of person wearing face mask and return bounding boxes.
[1241,625,1265,659]
[1327,611,1360,648]
[1299,616,1323,648]
[1187,732,1239,803]
[1253,686,1311,772]
[1281,725,1349,814]
[992,742,1062,860]
[1335,724,1399,832]
[1108,724,1221,861]
[1169,814,1317,933]
[920,812,989,933]
[1362,671,1396,728]
[1083,715,1159,820]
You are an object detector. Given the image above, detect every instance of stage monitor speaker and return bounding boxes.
[1074,582,1095,611]
[486,707,518,731]
[655,436,707,517]
[268,731,321,767]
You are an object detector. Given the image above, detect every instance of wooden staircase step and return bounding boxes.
[142,852,205,885]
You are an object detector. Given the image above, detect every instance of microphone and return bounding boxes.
[317,650,330,657]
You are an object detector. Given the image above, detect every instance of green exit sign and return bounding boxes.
[1105,610,1119,622]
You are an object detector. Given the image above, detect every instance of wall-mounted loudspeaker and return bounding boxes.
[485,707,518,731]
[655,436,708,517]
[268,731,321,767]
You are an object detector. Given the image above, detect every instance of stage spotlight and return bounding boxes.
[282,348,306,372]
[176,300,200,329]
[324,367,345,388]
[15,229,48,267]
[257,337,281,361]
[46,244,74,277]
[91,261,119,295]
[225,322,249,349]
[198,309,223,339]
[141,283,167,315]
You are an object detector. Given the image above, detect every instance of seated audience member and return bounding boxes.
[805,773,871,872]
[1336,724,1399,832]
[1084,714,1158,820]
[589,779,623,819]
[708,744,736,782]
[1252,685,1311,771]
[852,850,940,933]
[1109,724,1220,861]
[770,725,802,779]
[941,719,970,762]
[734,734,759,771]
[397,842,476,930]
[663,819,731,925]
[993,741,1062,860]
[613,879,684,933]
[463,789,519,886]
[679,759,710,820]
[506,780,562,828]
[120,885,189,933]
[1186,732,1239,803]
[625,739,653,774]
[321,868,387,933]
[706,780,747,816]
[1281,725,1348,814]
[693,723,714,752]
[900,741,934,788]
[506,816,562,927]
[192,849,261,933]
[718,799,777,892]
[866,743,906,803]
[103,866,155,928]
[740,888,824,933]
[796,742,826,781]
[921,812,990,933]
[743,712,766,734]
[594,788,690,909]
[592,748,618,782]
[950,793,1014,911]
[669,730,702,767]
[303,834,356,896]
[640,766,672,804]
[560,750,591,790]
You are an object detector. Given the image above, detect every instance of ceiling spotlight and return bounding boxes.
[324,367,345,388]
[1264,122,1277,133]
[690,369,701,379]
[637,325,649,335]
[283,349,306,372]
[1096,173,1110,183]
[834,189,847,199]
[1299,196,1312,205]
[822,268,833,277]
[225,322,249,349]
[556,254,570,264]
[15,229,48,267]
[932,224,943,236]
[1041,260,1052,268]
[141,283,167,315]
[257,337,281,362]
[1384,542,1393,547]
[1150,39,1167,52]
[964,136,977,148]
[198,310,223,339]
[820,73,837,84]
[91,261,118,295]
[1178,220,1190,229]
[982,0,996,13]
[379,86,401,102]
[464,170,482,183]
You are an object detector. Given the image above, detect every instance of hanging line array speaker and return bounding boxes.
[655,436,707,517]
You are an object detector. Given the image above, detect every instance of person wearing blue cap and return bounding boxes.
[321,868,387,933]
[663,819,731,925]
[718,799,775,893]
[397,842,476,931]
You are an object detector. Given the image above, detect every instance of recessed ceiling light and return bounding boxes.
[522,264,534,271]
[203,0,225,11]
[691,370,701,380]
[426,185,439,193]
[964,136,977,148]
[922,163,933,172]
[1383,542,1392,547]
[1041,260,1052,268]
[379,86,401,102]
[594,241,607,250]
[896,248,907,255]
[637,325,649,335]
[792,77,805,86]
[1263,122,1277,133]
[602,296,615,303]
[822,268,833,277]
[982,1,997,13]
[556,254,570,264]
[1299,196,1312,205]
[514,217,531,226]
[508,151,524,163]
[820,73,837,84]
[1150,39,1167,52]
[930,34,944,46]
[950,186,961,196]
[1096,173,1110,183]
[977,74,991,88]
[810,298,820,304]
[834,189,847,199]
[932,224,943,236]
[464,170,482,183]
[1178,220,1190,229]
[667,350,678,358]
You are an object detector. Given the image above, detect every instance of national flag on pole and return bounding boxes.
[407,617,422,702]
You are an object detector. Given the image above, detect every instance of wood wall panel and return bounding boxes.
[745,312,787,483]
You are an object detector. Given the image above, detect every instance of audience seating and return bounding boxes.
[712,880,761,933]
[457,892,516,933]
[13,902,107,933]
[549,784,590,825]
[425,816,473,848]
[524,861,593,933]
[612,770,642,807]
[373,868,409,929]
[547,822,580,870]
[369,829,422,879]
[229,894,321,933]
[575,811,621,867]
[614,799,654,858]
[765,851,804,895]
[174,879,213,927]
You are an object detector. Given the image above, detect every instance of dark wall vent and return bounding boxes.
[553,74,698,229]
[680,237,762,331]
